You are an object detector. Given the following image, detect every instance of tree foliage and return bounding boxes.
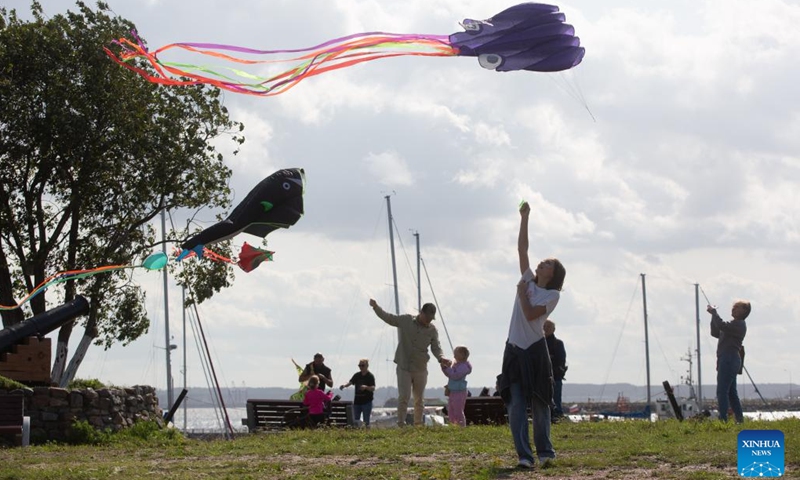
[0,1,244,359]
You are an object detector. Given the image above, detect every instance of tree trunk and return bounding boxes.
[52,194,83,384]
[50,333,70,386]
[58,299,99,386]
[0,243,24,327]
[30,263,47,316]
[60,331,94,388]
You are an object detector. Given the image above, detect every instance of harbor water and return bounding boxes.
[173,407,800,434]
[173,407,249,434]
[172,406,445,433]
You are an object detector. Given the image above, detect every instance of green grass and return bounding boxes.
[2,419,799,479]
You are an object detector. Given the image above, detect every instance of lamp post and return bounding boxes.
[157,342,178,410]
[169,344,177,403]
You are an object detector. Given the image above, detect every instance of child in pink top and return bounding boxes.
[303,375,333,427]
[442,346,473,426]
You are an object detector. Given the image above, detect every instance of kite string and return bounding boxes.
[597,277,640,402]
[420,256,454,352]
[546,71,595,122]
[329,200,389,377]
[699,285,712,306]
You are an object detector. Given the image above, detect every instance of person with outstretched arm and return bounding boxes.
[497,201,566,469]
[369,299,450,426]
[708,300,750,423]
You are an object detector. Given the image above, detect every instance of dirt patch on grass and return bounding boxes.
[186,453,733,479]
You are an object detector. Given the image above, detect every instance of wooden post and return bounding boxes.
[662,380,684,421]
[245,401,256,432]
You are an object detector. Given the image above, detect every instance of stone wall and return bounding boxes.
[2,385,163,443]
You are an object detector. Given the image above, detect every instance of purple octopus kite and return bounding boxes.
[106,3,585,96]
[450,3,584,72]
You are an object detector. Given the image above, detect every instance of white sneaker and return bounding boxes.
[517,458,534,469]
[538,457,553,467]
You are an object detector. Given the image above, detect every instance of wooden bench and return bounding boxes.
[242,399,354,431]
[464,396,508,425]
[0,395,30,446]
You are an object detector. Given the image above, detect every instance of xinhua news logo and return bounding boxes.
[738,430,784,477]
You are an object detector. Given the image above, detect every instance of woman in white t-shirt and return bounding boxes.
[503,201,566,470]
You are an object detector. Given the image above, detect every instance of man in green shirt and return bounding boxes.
[369,299,450,426]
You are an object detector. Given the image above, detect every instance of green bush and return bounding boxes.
[66,420,112,445]
[114,420,185,445]
[122,420,161,439]
[65,419,183,446]
[67,378,106,390]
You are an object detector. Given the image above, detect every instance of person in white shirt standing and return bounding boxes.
[498,201,566,469]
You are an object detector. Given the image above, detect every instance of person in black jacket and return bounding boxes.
[708,300,750,423]
[544,319,567,421]
[299,353,334,391]
[498,201,566,469]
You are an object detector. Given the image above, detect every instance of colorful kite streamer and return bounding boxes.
[106,31,455,97]
[0,242,273,312]
[0,254,163,312]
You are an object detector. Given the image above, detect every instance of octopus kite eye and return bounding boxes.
[282,182,291,190]
[478,53,503,70]
[460,20,483,33]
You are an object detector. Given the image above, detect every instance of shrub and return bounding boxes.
[114,420,185,445]
[66,420,112,445]
[68,378,106,390]
[65,419,183,446]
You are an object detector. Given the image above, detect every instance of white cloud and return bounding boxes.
[776,114,800,149]
[222,108,276,178]
[453,159,502,187]
[511,190,597,242]
[364,151,414,186]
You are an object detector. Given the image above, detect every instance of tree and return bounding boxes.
[0,1,244,386]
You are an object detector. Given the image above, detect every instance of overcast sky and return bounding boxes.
[6,0,799,401]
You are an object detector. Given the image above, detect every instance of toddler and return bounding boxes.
[441,345,472,426]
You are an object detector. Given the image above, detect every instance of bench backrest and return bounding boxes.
[463,396,508,425]
[245,399,353,431]
[0,395,24,428]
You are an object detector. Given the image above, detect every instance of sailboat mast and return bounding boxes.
[385,195,400,315]
[694,284,703,409]
[641,273,651,407]
[161,209,175,409]
[414,231,421,311]
[681,347,695,393]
